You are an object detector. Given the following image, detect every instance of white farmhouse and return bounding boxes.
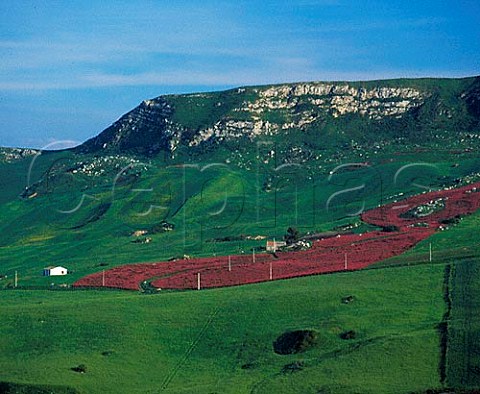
[43,266,68,276]
[266,240,287,252]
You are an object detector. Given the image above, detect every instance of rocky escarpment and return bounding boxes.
[253,83,425,118]
[75,77,480,156]
[0,147,39,163]
[76,98,182,155]
[188,83,428,146]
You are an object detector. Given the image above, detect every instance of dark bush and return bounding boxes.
[340,330,357,340]
[284,227,299,245]
[341,295,355,304]
[382,225,399,232]
[281,361,305,374]
[71,364,87,373]
[273,330,317,355]
[440,215,462,225]
[240,362,257,370]
[101,350,114,356]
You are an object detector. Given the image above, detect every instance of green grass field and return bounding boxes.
[0,264,445,394]
[446,260,480,389]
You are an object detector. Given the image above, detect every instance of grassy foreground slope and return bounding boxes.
[0,264,445,394]
[0,382,78,394]
[446,260,480,389]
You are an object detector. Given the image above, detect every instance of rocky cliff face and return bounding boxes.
[76,77,479,156]
[0,147,39,163]
[78,98,182,155]
[188,83,427,147]
[256,83,425,118]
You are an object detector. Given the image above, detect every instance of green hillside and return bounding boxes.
[0,264,446,394]
[1,77,480,285]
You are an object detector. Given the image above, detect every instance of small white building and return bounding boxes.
[266,240,287,252]
[43,266,68,276]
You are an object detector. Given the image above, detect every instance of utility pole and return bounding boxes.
[429,243,432,263]
[269,261,273,280]
[344,253,348,270]
[197,273,201,290]
[102,270,105,287]
[14,271,18,288]
[228,255,231,272]
[253,248,256,263]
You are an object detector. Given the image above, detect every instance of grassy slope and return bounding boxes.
[1,149,479,288]
[0,381,79,394]
[446,260,480,389]
[0,263,444,394]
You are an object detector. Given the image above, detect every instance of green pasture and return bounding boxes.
[0,264,445,394]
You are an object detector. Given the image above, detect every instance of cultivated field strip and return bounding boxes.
[74,182,480,291]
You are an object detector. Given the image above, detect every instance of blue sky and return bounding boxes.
[1,0,479,149]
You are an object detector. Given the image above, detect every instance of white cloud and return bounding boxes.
[1,67,475,92]
[0,2,471,94]
[306,17,446,34]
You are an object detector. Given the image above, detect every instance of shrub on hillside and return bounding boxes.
[71,364,87,374]
[273,330,317,355]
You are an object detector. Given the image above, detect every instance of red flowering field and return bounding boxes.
[361,183,480,229]
[74,182,480,291]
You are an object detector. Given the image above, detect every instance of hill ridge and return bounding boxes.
[74,76,480,157]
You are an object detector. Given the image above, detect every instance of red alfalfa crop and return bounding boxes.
[74,181,480,291]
